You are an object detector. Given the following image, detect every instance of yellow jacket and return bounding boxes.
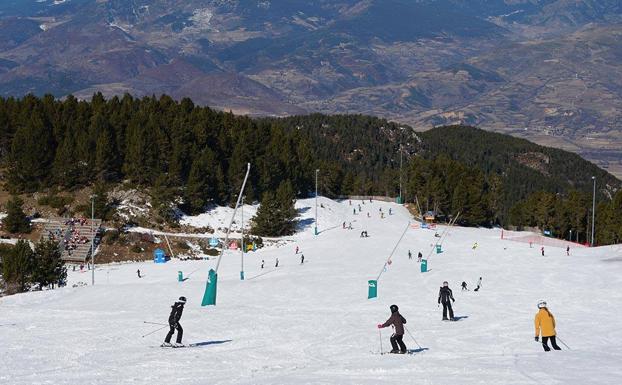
[534,308,556,337]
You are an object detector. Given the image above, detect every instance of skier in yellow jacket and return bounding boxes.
[534,300,561,351]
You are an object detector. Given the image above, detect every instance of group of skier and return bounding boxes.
[156,200,563,353]
[373,277,561,354]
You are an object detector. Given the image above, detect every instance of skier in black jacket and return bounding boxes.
[438,281,455,321]
[162,296,186,347]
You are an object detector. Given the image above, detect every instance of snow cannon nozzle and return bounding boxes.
[390,304,398,313]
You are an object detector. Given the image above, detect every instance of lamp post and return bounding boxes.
[241,195,245,280]
[399,143,403,204]
[399,127,404,204]
[91,194,95,286]
[315,169,319,235]
[591,176,596,246]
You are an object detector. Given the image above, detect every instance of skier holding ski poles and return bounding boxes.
[162,296,186,347]
[438,281,456,321]
[377,304,407,354]
[534,300,561,351]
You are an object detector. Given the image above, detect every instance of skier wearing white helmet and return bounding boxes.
[534,300,561,351]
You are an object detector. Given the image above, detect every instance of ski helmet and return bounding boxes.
[178,296,187,304]
[443,281,448,286]
[390,304,399,313]
[537,300,547,309]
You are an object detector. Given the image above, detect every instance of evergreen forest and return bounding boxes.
[1,94,621,245]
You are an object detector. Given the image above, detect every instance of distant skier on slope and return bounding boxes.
[137,269,141,278]
[162,296,186,347]
[461,281,468,291]
[474,277,482,292]
[377,304,407,354]
[534,300,561,351]
[566,246,570,256]
[275,258,279,268]
[408,250,412,260]
[541,246,545,256]
[417,252,423,263]
[438,281,456,321]
[261,260,264,269]
[300,254,305,264]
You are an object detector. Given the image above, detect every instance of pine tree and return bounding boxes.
[1,240,34,294]
[184,149,218,214]
[32,239,66,289]
[2,196,31,234]
[7,111,54,192]
[93,113,119,182]
[251,181,297,236]
[275,180,297,234]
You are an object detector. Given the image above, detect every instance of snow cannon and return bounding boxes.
[435,244,442,254]
[368,280,378,299]
[178,271,183,282]
[421,259,428,273]
[154,248,166,264]
[201,269,218,306]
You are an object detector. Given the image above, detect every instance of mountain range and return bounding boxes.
[1,0,621,176]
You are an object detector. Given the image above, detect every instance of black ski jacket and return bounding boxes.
[438,287,455,304]
[168,302,184,325]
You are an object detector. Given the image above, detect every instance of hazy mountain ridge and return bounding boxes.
[0,0,621,175]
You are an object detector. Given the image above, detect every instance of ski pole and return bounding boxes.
[143,321,167,326]
[405,326,422,349]
[379,328,383,355]
[142,325,169,338]
[556,336,571,350]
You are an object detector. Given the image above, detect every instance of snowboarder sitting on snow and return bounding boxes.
[534,300,561,351]
[438,281,456,321]
[162,296,186,347]
[461,281,468,291]
[377,304,407,354]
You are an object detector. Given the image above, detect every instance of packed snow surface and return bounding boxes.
[2,198,622,384]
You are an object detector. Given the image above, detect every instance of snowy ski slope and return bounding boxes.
[1,197,621,384]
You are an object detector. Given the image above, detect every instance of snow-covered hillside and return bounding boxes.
[1,198,621,384]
